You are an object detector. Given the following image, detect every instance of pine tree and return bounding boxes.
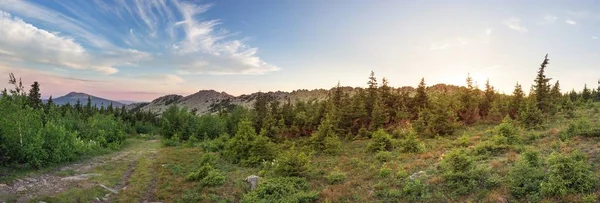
[332,81,343,109]
[509,83,525,119]
[549,80,562,114]
[379,78,393,124]
[46,96,54,108]
[366,71,378,117]
[458,74,480,125]
[369,95,385,130]
[27,81,42,109]
[253,92,269,133]
[597,80,600,101]
[569,89,578,102]
[350,89,368,132]
[582,84,592,101]
[414,78,429,110]
[480,79,495,118]
[533,54,552,114]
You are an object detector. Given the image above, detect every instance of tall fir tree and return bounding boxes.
[253,92,269,133]
[414,78,429,110]
[508,82,525,119]
[27,81,42,109]
[369,94,385,130]
[480,79,495,118]
[582,84,592,101]
[366,71,378,117]
[568,89,578,102]
[458,74,480,125]
[597,80,600,101]
[379,78,393,124]
[332,81,343,109]
[533,54,552,114]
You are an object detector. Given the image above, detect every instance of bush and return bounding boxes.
[199,153,218,166]
[540,151,596,197]
[186,164,214,181]
[508,151,544,199]
[322,136,342,155]
[368,129,395,152]
[241,177,319,203]
[440,149,487,196]
[471,139,509,157]
[379,164,392,178]
[311,115,341,154]
[561,118,600,140]
[225,120,276,166]
[201,133,230,152]
[375,151,393,162]
[398,130,425,153]
[495,116,521,144]
[327,170,347,185]
[413,98,458,137]
[201,170,226,186]
[402,179,429,201]
[357,127,371,139]
[520,100,544,129]
[272,146,311,177]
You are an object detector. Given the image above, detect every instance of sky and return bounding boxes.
[0,0,599,101]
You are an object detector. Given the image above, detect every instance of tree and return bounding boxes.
[253,92,269,133]
[369,95,385,130]
[413,78,429,113]
[458,74,480,125]
[332,81,343,109]
[582,84,592,101]
[508,83,525,119]
[27,82,42,109]
[569,89,578,102]
[480,79,495,118]
[597,80,600,101]
[533,54,552,114]
[366,71,378,117]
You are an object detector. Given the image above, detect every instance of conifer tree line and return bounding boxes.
[0,73,157,168]
[160,54,597,150]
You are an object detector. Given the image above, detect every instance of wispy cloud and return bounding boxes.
[503,17,528,32]
[429,43,450,50]
[540,15,558,24]
[565,20,577,25]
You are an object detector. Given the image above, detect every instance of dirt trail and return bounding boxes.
[0,139,159,203]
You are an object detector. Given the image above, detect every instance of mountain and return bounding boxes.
[117,100,140,105]
[127,84,464,116]
[51,92,126,108]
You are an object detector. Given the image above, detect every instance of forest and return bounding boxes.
[3,55,600,202]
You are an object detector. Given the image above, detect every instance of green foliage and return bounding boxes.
[398,130,425,153]
[540,151,595,197]
[186,164,214,181]
[271,146,311,177]
[368,129,395,152]
[520,99,544,129]
[508,151,544,199]
[186,163,226,186]
[561,118,600,140]
[375,151,393,162]
[379,164,392,178]
[224,120,276,166]
[241,177,319,203]
[311,114,341,154]
[401,179,430,201]
[440,149,487,196]
[414,97,458,137]
[495,116,521,144]
[326,170,347,184]
[201,133,230,152]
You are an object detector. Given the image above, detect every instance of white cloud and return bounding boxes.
[503,17,528,32]
[540,15,558,24]
[565,20,577,25]
[593,36,598,40]
[0,10,153,74]
[430,43,450,50]
[168,1,279,75]
[485,28,493,35]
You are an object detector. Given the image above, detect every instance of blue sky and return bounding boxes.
[0,0,599,101]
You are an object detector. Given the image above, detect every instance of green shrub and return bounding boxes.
[357,127,371,139]
[201,133,230,152]
[440,149,487,196]
[582,193,597,203]
[162,134,180,147]
[495,116,521,144]
[402,179,429,201]
[225,120,276,166]
[508,151,544,199]
[368,129,395,152]
[186,164,214,181]
[471,139,509,157]
[540,151,595,197]
[561,118,600,140]
[272,146,311,177]
[398,130,425,153]
[241,177,319,203]
[396,169,409,180]
[199,153,218,166]
[520,100,544,129]
[201,170,226,186]
[375,151,393,162]
[379,164,392,178]
[327,170,347,185]
[323,136,342,155]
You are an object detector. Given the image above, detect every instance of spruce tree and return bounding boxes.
[253,92,269,133]
[480,79,495,119]
[369,95,385,130]
[366,71,378,117]
[509,83,525,119]
[414,78,429,110]
[458,74,480,125]
[582,84,592,101]
[569,89,578,102]
[597,80,600,101]
[332,81,343,109]
[549,80,562,114]
[533,54,552,114]
[379,78,393,124]
[27,81,42,109]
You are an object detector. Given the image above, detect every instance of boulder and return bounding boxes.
[245,175,260,190]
